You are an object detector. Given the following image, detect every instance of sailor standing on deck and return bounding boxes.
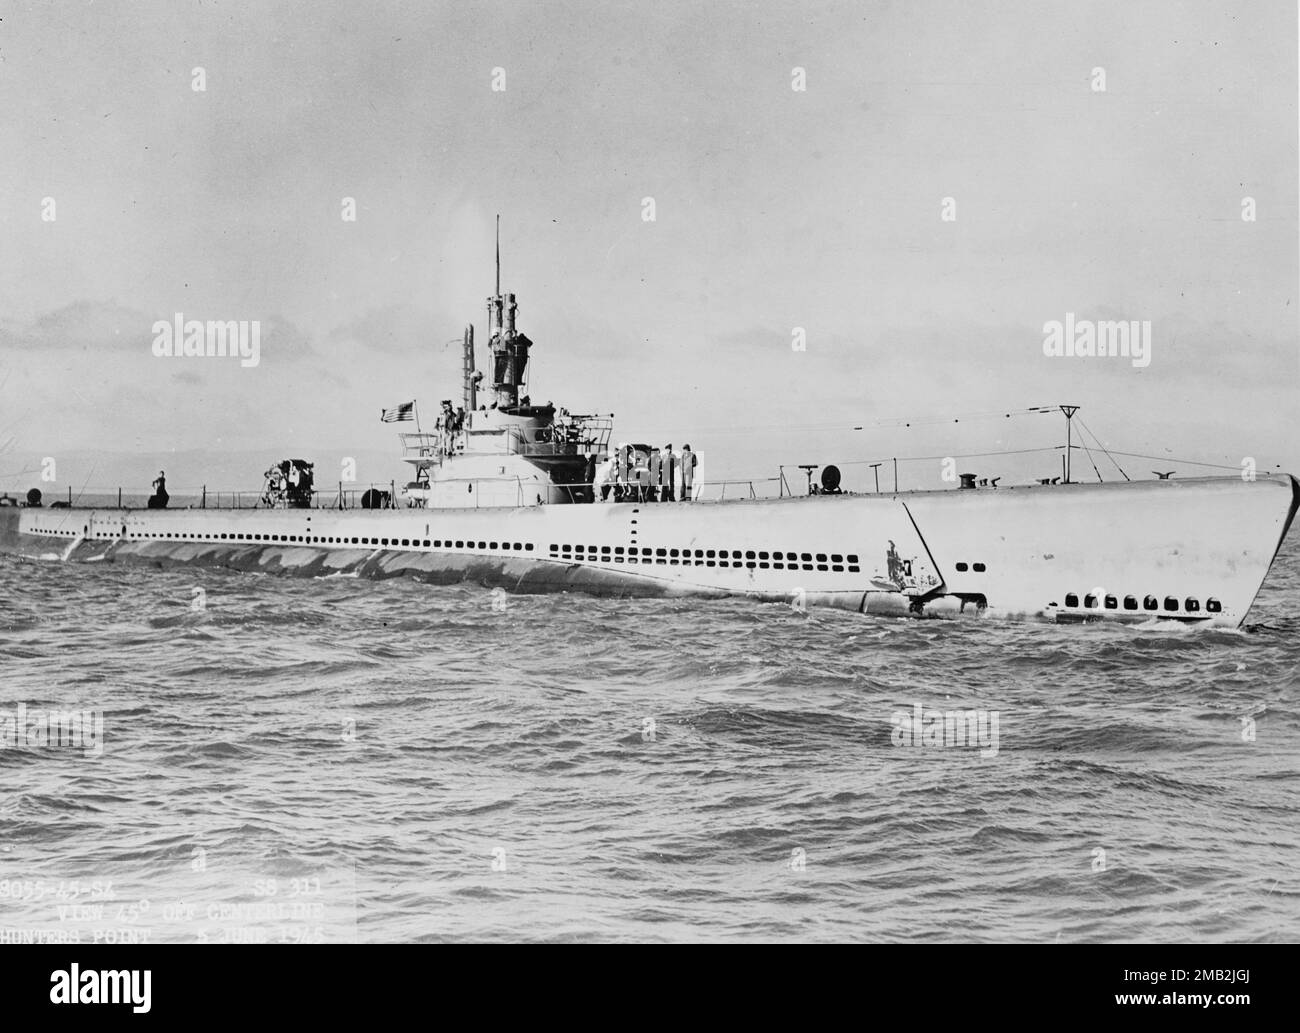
[614,444,630,502]
[594,452,615,501]
[661,444,677,502]
[634,449,651,503]
[149,471,169,509]
[648,446,662,502]
[680,444,697,501]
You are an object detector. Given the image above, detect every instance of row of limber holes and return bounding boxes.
[112,527,863,573]
[1064,591,1222,614]
[551,543,862,572]
[120,530,537,551]
[52,525,868,575]
[36,526,856,574]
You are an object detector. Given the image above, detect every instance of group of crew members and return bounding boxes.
[438,400,468,435]
[439,395,550,430]
[591,443,698,503]
[426,402,701,503]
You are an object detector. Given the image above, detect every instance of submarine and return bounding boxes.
[2,235,1296,628]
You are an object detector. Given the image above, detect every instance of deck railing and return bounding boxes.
[21,475,786,510]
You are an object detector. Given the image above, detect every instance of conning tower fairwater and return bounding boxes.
[400,218,612,509]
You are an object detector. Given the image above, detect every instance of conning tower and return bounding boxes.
[397,217,613,508]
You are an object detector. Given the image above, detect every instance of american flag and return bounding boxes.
[381,401,415,423]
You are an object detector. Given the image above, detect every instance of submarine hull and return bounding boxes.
[5,473,1297,627]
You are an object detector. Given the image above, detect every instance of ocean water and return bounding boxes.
[0,536,1297,943]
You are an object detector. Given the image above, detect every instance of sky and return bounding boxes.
[0,0,1296,496]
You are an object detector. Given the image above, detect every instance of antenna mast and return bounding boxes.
[1060,404,1079,484]
[495,213,500,297]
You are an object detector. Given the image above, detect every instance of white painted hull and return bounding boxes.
[8,474,1297,628]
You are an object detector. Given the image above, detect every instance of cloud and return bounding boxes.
[326,303,454,354]
[0,300,156,353]
[254,314,319,362]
